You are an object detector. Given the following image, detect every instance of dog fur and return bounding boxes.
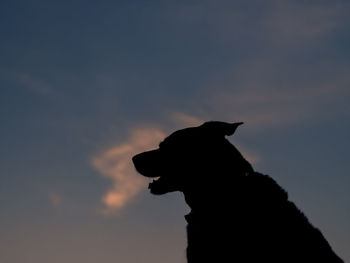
[132,121,343,263]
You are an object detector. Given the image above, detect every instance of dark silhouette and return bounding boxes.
[132,121,343,263]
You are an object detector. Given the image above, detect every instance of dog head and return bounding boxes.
[132,121,253,195]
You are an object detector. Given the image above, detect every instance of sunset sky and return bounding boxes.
[1,0,349,262]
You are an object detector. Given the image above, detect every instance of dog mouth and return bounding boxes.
[132,152,180,195]
[148,177,160,189]
[147,176,167,194]
[146,175,180,195]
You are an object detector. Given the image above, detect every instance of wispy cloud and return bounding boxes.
[161,0,349,132]
[171,112,204,127]
[169,0,346,47]
[16,73,55,95]
[201,63,350,131]
[264,1,343,47]
[92,127,166,214]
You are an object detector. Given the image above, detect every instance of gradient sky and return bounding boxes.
[1,0,349,262]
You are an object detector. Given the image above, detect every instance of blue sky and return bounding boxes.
[1,0,349,262]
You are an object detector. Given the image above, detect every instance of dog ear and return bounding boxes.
[200,121,243,136]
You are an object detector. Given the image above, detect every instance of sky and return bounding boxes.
[1,0,349,262]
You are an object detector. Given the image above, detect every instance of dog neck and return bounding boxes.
[182,170,252,217]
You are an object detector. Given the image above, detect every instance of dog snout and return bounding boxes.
[132,153,142,167]
[132,150,161,178]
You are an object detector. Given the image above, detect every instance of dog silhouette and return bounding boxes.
[132,121,343,263]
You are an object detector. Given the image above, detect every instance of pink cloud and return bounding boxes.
[92,127,166,214]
